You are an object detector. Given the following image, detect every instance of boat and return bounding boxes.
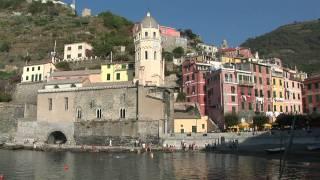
[265,147,285,154]
[307,145,320,151]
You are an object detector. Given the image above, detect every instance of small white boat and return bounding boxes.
[307,145,320,151]
[265,147,285,154]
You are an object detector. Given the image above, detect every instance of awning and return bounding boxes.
[239,122,250,128]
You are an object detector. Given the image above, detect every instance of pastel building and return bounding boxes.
[283,68,303,114]
[21,62,56,83]
[101,62,135,82]
[173,103,211,133]
[303,74,320,114]
[49,70,101,83]
[63,42,93,61]
[182,59,212,115]
[160,26,188,52]
[196,43,218,57]
[133,12,165,86]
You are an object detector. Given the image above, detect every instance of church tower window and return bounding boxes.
[154,51,157,60]
[145,51,148,60]
[96,108,102,119]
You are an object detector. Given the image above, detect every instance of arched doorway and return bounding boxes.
[47,131,67,144]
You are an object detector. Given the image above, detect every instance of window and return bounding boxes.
[67,46,71,51]
[266,68,269,74]
[31,75,34,82]
[38,66,40,70]
[153,32,156,38]
[267,78,270,85]
[192,74,195,80]
[154,51,157,59]
[76,108,82,119]
[78,45,82,50]
[280,106,283,112]
[78,53,82,58]
[260,90,263,97]
[192,86,195,93]
[232,106,236,113]
[202,124,205,129]
[261,104,264,112]
[253,64,256,72]
[292,82,295,88]
[248,88,252,96]
[67,55,71,59]
[255,89,258,96]
[316,95,320,102]
[280,92,283,98]
[254,76,257,83]
[116,73,120,80]
[308,95,312,103]
[308,84,312,90]
[186,76,189,81]
[27,67,29,72]
[26,76,29,81]
[48,98,52,111]
[35,74,38,81]
[249,103,253,110]
[145,32,148,37]
[267,91,271,98]
[145,51,148,59]
[241,102,245,110]
[293,93,296,100]
[120,108,126,119]
[231,96,235,102]
[273,79,276,85]
[286,106,288,112]
[64,97,68,111]
[274,105,277,112]
[268,105,271,112]
[258,65,262,73]
[259,77,262,84]
[107,64,111,68]
[279,80,282,86]
[96,108,102,119]
[273,91,277,98]
[39,74,42,81]
[90,100,95,109]
[106,73,111,81]
[231,86,235,94]
[315,83,319,89]
[32,67,34,71]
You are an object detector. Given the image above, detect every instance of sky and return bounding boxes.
[64,0,320,47]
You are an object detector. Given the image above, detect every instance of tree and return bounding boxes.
[0,41,10,52]
[176,92,186,102]
[253,114,269,130]
[224,113,239,128]
[172,47,184,58]
[163,51,173,61]
[55,62,71,71]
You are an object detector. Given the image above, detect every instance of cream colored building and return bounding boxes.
[21,62,56,83]
[63,42,93,61]
[133,12,165,86]
[173,103,210,133]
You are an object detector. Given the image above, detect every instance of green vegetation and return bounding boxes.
[241,20,320,74]
[172,47,185,58]
[0,41,10,52]
[176,92,186,102]
[224,113,239,128]
[0,93,12,102]
[275,113,320,128]
[0,71,16,80]
[98,11,132,30]
[0,0,24,9]
[179,29,202,47]
[252,113,269,130]
[55,62,71,71]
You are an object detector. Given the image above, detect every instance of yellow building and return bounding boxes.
[220,56,244,64]
[101,62,134,82]
[173,103,210,133]
[272,68,285,116]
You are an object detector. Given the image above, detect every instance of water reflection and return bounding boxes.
[0,150,319,180]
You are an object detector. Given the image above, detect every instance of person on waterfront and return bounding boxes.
[109,139,112,147]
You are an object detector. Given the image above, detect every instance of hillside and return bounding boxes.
[0,0,134,70]
[241,19,320,74]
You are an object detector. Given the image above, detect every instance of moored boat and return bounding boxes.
[265,147,285,154]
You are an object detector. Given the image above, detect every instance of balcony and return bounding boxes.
[238,80,254,86]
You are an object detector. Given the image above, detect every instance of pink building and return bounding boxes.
[206,66,239,129]
[182,59,211,115]
[219,47,253,58]
[303,74,320,114]
[49,70,101,83]
[283,68,303,114]
[160,26,181,37]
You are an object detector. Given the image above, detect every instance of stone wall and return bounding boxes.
[13,82,45,104]
[0,103,24,137]
[74,120,161,146]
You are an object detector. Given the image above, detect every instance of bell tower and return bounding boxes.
[133,12,164,86]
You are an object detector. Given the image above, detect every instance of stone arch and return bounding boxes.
[47,131,67,144]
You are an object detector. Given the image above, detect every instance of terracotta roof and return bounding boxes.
[51,70,101,77]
